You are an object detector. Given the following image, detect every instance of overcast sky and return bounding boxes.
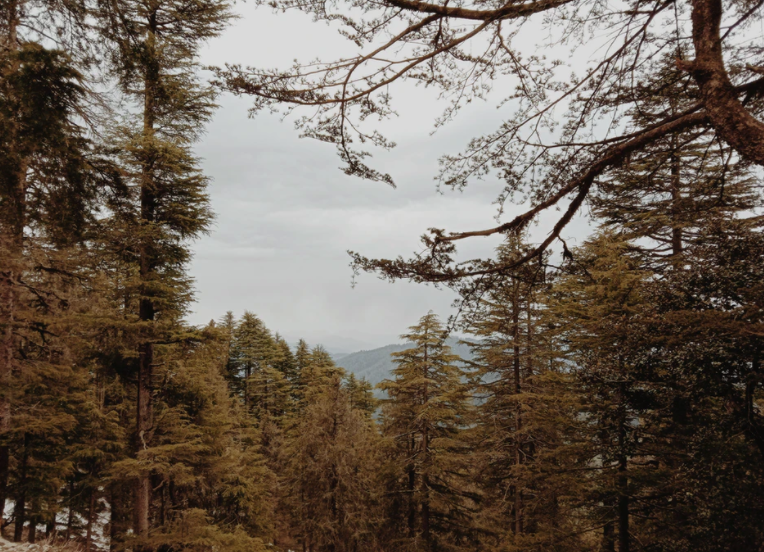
[188,3,590,352]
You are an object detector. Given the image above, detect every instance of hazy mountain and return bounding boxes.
[335,338,474,388]
[285,334,398,356]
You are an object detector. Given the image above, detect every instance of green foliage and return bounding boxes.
[379,313,475,551]
[281,376,383,552]
[344,373,377,418]
[1,2,763,549]
[463,237,589,551]
[0,44,101,246]
[144,509,268,552]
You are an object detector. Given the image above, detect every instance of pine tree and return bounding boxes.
[592,59,760,266]
[109,321,275,550]
[97,0,232,542]
[463,238,539,540]
[295,345,345,404]
[272,333,297,383]
[294,339,311,373]
[379,313,475,551]
[64,364,124,551]
[630,222,764,551]
[548,232,668,552]
[289,338,311,404]
[345,373,377,418]
[229,312,278,409]
[0,14,111,530]
[219,311,237,379]
[282,375,383,552]
[8,351,87,542]
[463,239,588,551]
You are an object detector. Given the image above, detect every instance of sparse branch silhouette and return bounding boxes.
[217,0,764,288]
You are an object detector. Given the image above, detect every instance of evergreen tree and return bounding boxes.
[297,345,344,403]
[549,233,685,552]
[110,321,275,550]
[282,375,382,552]
[272,333,297,383]
[249,366,291,423]
[97,0,232,542]
[3,0,764,545]
[345,374,377,419]
[229,312,277,409]
[632,223,764,550]
[64,364,124,551]
[379,313,474,551]
[0,13,112,531]
[294,339,311,373]
[219,311,237,380]
[290,338,311,404]
[592,60,760,266]
[310,344,337,369]
[463,239,587,551]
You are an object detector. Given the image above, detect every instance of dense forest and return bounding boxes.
[2,0,764,549]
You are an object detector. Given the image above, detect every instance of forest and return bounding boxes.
[1,0,764,549]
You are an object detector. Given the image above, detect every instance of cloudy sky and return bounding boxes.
[188,4,590,352]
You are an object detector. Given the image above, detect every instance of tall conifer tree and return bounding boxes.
[592,60,760,266]
[229,312,277,409]
[464,239,587,550]
[98,0,231,541]
[0,6,114,532]
[282,375,382,552]
[379,313,474,551]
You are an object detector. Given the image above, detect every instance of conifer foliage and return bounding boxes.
[96,0,232,542]
[379,313,474,551]
[1,0,764,549]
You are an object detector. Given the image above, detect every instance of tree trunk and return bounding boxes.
[27,517,35,543]
[86,488,96,552]
[45,518,55,540]
[618,463,629,552]
[66,479,75,540]
[135,339,153,542]
[0,1,24,525]
[670,134,683,257]
[0,263,12,529]
[421,430,430,549]
[159,480,166,527]
[602,517,615,552]
[687,0,764,166]
[0,293,10,529]
[618,382,629,552]
[109,485,121,551]
[328,386,341,552]
[512,281,523,535]
[135,11,159,548]
[244,365,250,409]
[407,450,416,539]
[421,343,430,548]
[13,436,27,542]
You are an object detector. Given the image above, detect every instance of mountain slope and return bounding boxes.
[336,338,474,387]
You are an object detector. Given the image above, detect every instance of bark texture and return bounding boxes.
[687,0,764,165]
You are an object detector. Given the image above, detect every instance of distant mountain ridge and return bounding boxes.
[334,338,474,388]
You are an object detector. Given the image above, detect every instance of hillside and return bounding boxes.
[335,338,474,387]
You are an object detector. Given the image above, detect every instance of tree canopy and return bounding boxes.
[1,0,764,549]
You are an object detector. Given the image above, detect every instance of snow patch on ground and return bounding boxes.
[0,538,79,551]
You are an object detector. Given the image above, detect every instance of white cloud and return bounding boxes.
[188,3,593,352]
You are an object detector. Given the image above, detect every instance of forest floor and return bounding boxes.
[0,538,79,551]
